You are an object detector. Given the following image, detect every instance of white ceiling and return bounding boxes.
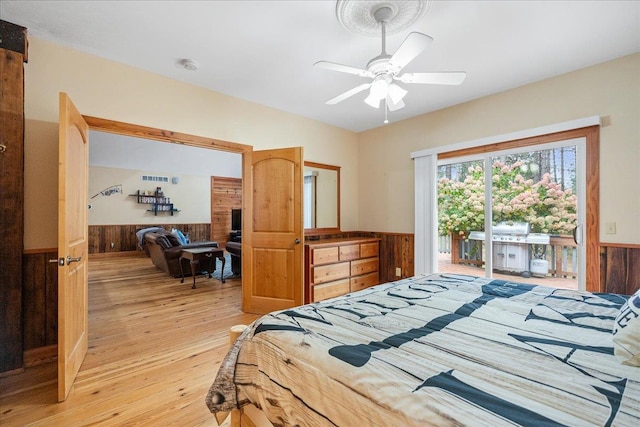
[2,0,639,132]
[89,131,242,178]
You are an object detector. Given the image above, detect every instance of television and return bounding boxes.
[231,209,242,231]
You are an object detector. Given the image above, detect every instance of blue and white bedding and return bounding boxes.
[206,274,640,426]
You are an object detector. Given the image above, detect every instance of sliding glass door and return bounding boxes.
[436,138,586,290]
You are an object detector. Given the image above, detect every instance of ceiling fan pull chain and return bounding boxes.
[384,100,389,124]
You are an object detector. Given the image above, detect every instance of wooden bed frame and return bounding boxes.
[227,325,274,427]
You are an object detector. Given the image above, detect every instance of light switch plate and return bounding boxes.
[395,267,401,276]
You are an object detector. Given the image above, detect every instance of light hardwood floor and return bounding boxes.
[0,253,259,426]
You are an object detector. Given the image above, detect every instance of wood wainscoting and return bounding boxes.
[88,223,212,254]
[600,244,640,295]
[15,238,637,372]
[22,249,58,355]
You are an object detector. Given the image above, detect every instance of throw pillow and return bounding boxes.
[155,235,173,250]
[612,288,640,366]
[166,233,181,247]
[170,228,183,245]
[176,229,189,245]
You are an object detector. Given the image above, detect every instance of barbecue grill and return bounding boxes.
[468,222,550,276]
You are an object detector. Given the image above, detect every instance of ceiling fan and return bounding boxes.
[315,5,466,112]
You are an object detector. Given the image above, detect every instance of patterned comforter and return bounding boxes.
[206,274,640,426]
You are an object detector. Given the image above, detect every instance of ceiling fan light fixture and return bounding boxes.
[388,83,407,104]
[364,92,382,109]
[370,76,390,99]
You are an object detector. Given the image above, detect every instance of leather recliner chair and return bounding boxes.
[145,230,218,277]
[225,241,241,276]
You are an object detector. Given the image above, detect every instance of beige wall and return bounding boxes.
[89,166,211,225]
[22,37,640,249]
[23,37,359,249]
[358,53,640,245]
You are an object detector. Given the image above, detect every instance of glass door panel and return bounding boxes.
[491,146,578,290]
[437,140,584,290]
[437,159,486,275]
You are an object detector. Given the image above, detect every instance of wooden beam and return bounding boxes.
[0,20,28,61]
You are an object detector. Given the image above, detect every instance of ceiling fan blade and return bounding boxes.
[326,83,372,105]
[314,61,372,78]
[386,96,405,112]
[388,32,433,73]
[397,72,467,85]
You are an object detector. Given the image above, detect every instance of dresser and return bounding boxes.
[304,237,381,304]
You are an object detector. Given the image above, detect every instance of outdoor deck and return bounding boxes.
[438,252,578,290]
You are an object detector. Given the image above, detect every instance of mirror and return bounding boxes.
[304,161,340,234]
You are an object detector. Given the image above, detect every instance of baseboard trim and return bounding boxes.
[24,344,57,368]
[89,250,143,259]
[0,366,26,378]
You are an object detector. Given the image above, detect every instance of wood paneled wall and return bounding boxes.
[210,177,242,246]
[22,250,58,352]
[600,245,640,295]
[1,20,28,373]
[17,239,638,369]
[373,232,415,282]
[88,223,212,254]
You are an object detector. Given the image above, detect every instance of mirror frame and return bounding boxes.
[304,161,340,235]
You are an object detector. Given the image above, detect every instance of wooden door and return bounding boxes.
[242,147,303,314]
[57,93,89,401]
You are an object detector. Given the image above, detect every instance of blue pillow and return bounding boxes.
[171,228,188,245]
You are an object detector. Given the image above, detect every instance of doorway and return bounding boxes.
[437,138,586,290]
[413,124,600,292]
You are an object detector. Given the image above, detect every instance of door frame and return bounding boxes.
[84,116,253,255]
[437,137,587,290]
[84,116,252,155]
[437,125,599,291]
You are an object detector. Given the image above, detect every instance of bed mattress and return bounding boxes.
[207,274,639,426]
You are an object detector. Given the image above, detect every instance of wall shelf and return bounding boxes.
[130,189,179,216]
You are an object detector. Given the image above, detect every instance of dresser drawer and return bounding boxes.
[339,244,360,261]
[312,279,350,302]
[350,272,379,292]
[350,258,378,276]
[314,262,350,284]
[312,247,339,265]
[360,242,379,258]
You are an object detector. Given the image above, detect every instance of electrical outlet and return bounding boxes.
[605,223,616,234]
[110,242,115,249]
[395,267,402,277]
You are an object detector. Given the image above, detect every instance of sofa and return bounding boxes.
[144,230,219,277]
[225,241,241,276]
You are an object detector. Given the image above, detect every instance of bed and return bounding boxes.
[206,274,640,426]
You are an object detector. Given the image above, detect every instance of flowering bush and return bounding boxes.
[438,161,577,236]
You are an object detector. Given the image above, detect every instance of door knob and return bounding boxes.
[294,238,301,244]
[49,258,65,266]
[66,256,82,264]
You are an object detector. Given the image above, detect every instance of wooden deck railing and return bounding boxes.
[440,234,578,278]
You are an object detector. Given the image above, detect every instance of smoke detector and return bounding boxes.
[178,59,199,71]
